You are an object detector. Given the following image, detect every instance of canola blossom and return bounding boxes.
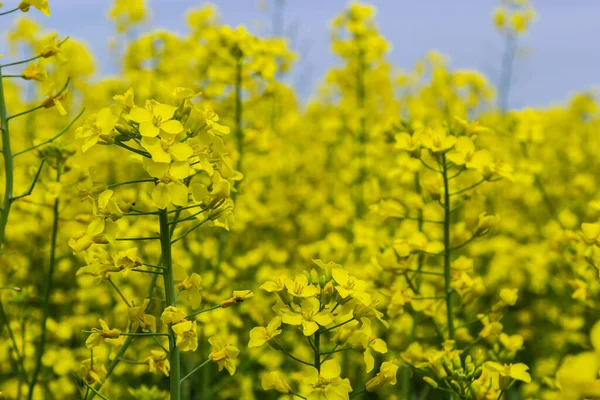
[0,0,598,399]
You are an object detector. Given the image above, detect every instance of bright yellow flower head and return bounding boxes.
[365,361,398,392]
[129,100,183,138]
[18,0,50,16]
[248,316,282,348]
[208,336,240,375]
[282,297,334,336]
[303,359,352,400]
[85,319,121,349]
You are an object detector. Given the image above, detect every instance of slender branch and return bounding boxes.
[130,269,163,275]
[350,388,367,398]
[114,141,151,158]
[13,108,85,157]
[11,159,45,202]
[180,358,212,383]
[170,218,209,244]
[323,318,354,332]
[402,215,444,224]
[107,178,155,189]
[77,376,108,400]
[450,235,477,251]
[115,236,159,241]
[1,54,43,68]
[280,348,312,367]
[449,179,485,196]
[28,165,61,398]
[8,77,70,121]
[0,7,19,16]
[185,304,222,319]
[107,278,131,307]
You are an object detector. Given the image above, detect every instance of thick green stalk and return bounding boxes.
[28,165,62,399]
[441,155,455,340]
[0,67,14,248]
[159,209,181,400]
[87,208,184,400]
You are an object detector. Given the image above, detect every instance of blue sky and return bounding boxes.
[8,0,600,109]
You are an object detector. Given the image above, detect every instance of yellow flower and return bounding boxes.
[499,288,519,306]
[417,125,456,153]
[220,290,254,308]
[178,273,203,309]
[172,320,198,352]
[18,0,50,16]
[80,358,107,385]
[129,100,184,138]
[141,136,193,164]
[248,316,282,348]
[365,361,398,392]
[347,318,388,372]
[145,350,170,377]
[261,371,292,393]
[21,62,47,81]
[284,274,319,298]
[151,178,189,209]
[303,359,352,400]
[85,319,121,349]
[474,212,499,236]
[41,79,68,115]
[282,297,334,336]
[113,87,135,111]
[484,362,531,389]
[161,306,187,325]
[75,107,120,152]
[208,336,239,375]
[581,223,600,246]
[492,8,506,29]
[331,268,372,305]
[128,298,156,333]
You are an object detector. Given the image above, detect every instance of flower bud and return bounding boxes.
[423,376,438,389]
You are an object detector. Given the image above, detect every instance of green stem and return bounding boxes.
[350,388,367,398]
[0,54,43,68]
[0,67,13,248]
[0,7,19,16]
[107,278,131,307]
[185,304,221,319]
[441,154,455,340]
[28,165,62,399]
[234,56,243,174]
[314,330,321,372]
[159,209,181,400]
[13,107,85,157]
[87,205,185,400]
[180,358,212,383]
[280,348,313,366]
[323,318,354,332]
[107,178,155,189]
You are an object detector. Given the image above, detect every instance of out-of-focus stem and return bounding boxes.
[159,209,181,400]
[28,164,62,399]
[0,67,14,248]
[441,154,455,340]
